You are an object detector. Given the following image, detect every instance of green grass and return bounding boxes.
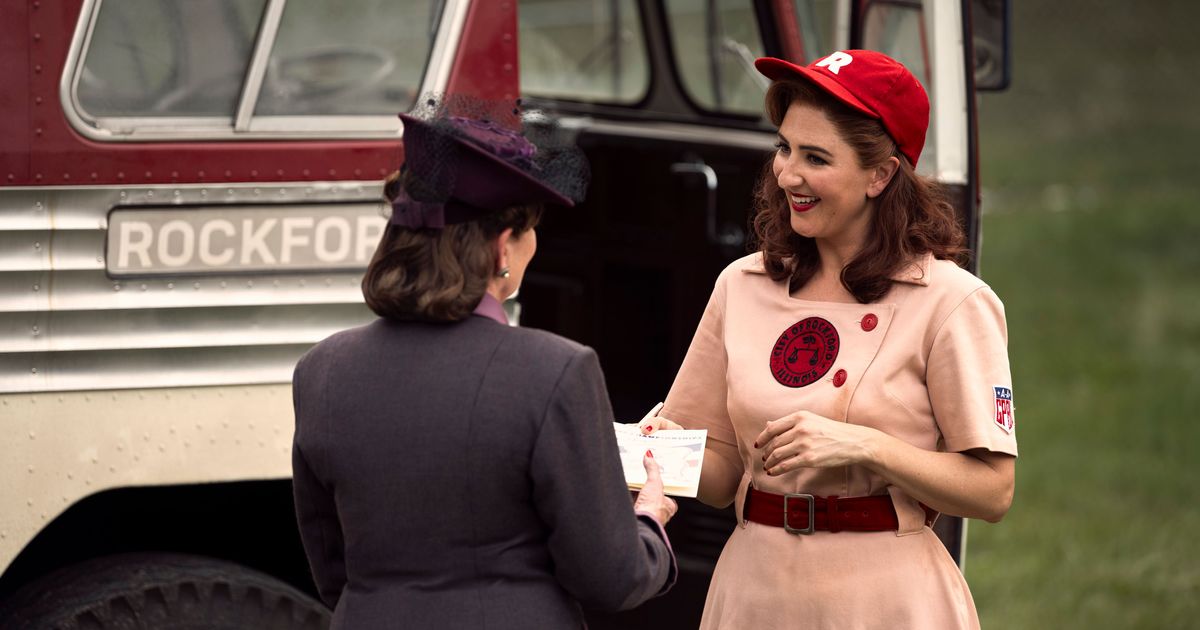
[967,192,1200,629]
[963,4,1200,626]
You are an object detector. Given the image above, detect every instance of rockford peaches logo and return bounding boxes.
[770,317,840,388]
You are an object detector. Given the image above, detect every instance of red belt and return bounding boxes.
[743,487,904,534]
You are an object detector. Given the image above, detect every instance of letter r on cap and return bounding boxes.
[816,51,853,74]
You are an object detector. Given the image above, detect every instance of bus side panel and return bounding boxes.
[447,0,520,102]
[19,0,401,188]
[0,1,31,183]
[0,384,296,572]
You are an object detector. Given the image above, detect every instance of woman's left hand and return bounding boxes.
[754,410,880,475]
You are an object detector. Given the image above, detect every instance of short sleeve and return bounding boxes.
[927,286,1019,456]
[663,273,736,447]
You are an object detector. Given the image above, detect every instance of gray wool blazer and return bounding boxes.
[292,314,676,629]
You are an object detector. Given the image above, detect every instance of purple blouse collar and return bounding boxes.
[472,293,509,325]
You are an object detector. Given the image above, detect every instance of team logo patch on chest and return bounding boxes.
[769,317,840,388]
[994,386,1015,433]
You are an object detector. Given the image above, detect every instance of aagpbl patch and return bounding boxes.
[770,317,840,388]
[993,386,1015,433]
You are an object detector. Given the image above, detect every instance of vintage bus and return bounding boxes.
[0,0,1008,627]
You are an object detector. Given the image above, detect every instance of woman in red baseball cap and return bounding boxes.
[642,51,1017,628]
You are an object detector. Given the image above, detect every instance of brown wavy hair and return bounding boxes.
[751,80,968,303]
[362,171,542,322]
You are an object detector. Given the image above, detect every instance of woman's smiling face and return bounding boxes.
[771,101,885,250]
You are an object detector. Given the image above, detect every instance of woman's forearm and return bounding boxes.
[863,432,1015,522]
[697,441,744,508]
[757,411,1015,521]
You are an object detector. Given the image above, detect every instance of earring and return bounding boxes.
[498,267,511,279]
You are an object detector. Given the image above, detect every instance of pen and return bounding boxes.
[639,402,664,425]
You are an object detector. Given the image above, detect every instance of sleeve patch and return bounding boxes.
[993,386,1015,434]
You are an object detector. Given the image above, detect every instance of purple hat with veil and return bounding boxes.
[389,95,590,229]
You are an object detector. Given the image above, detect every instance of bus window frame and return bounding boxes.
[60,0,467,141]
[518,0,656,108]
[658,0,777,121]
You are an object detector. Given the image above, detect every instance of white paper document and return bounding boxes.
[613,423,707,498]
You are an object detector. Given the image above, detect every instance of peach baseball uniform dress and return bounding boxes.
[663,252,1018,629]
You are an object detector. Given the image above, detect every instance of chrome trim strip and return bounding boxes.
[86,116,237,136]
[958,516,970,569]
[927,0,969,185]
[2,303,370,353]
[1,345,314,393]
[60,0,105,137]
[0,229,92,272]
[244,115,402,134]
[1,181,382,211]
[419,0,471,97]
[565,117,776,152]
[0,183,384,393]
[0,270,367,313]
[234,0,288,132]
[84,115,402,138]
[834,0,852,51]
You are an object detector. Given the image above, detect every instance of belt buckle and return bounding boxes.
[783,493,815,535]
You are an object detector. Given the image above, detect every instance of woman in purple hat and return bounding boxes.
[641,51,1017,628]
[291,100,677,629]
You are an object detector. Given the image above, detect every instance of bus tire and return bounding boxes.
[0,553,331,630]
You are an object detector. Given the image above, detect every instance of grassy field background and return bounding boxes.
[963,2,1200,628]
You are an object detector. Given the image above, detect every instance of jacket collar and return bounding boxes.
[472,293,509,325]
[739,251,932,286]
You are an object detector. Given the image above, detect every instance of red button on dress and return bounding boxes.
[832,369,848,387]
[861,314,878,332]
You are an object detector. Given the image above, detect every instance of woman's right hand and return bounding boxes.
[633,451,678,527]
[637,416,684,435]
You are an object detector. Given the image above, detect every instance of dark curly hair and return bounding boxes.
[751,80,968,303]
[362,171,542,322]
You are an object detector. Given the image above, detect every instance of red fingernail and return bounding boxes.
[642,425,652,433]
[645,450,654,458]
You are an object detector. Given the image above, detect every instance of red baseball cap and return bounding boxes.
[755,50,929,166]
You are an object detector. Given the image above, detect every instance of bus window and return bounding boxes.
[255,0,439,116]
[77,0,266,117]
[519,0,650,104]
[792,0,841,63]
[860,0,935,172]
[862,2,930,89]
[70,0,442,137]
[663,0,767,116]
